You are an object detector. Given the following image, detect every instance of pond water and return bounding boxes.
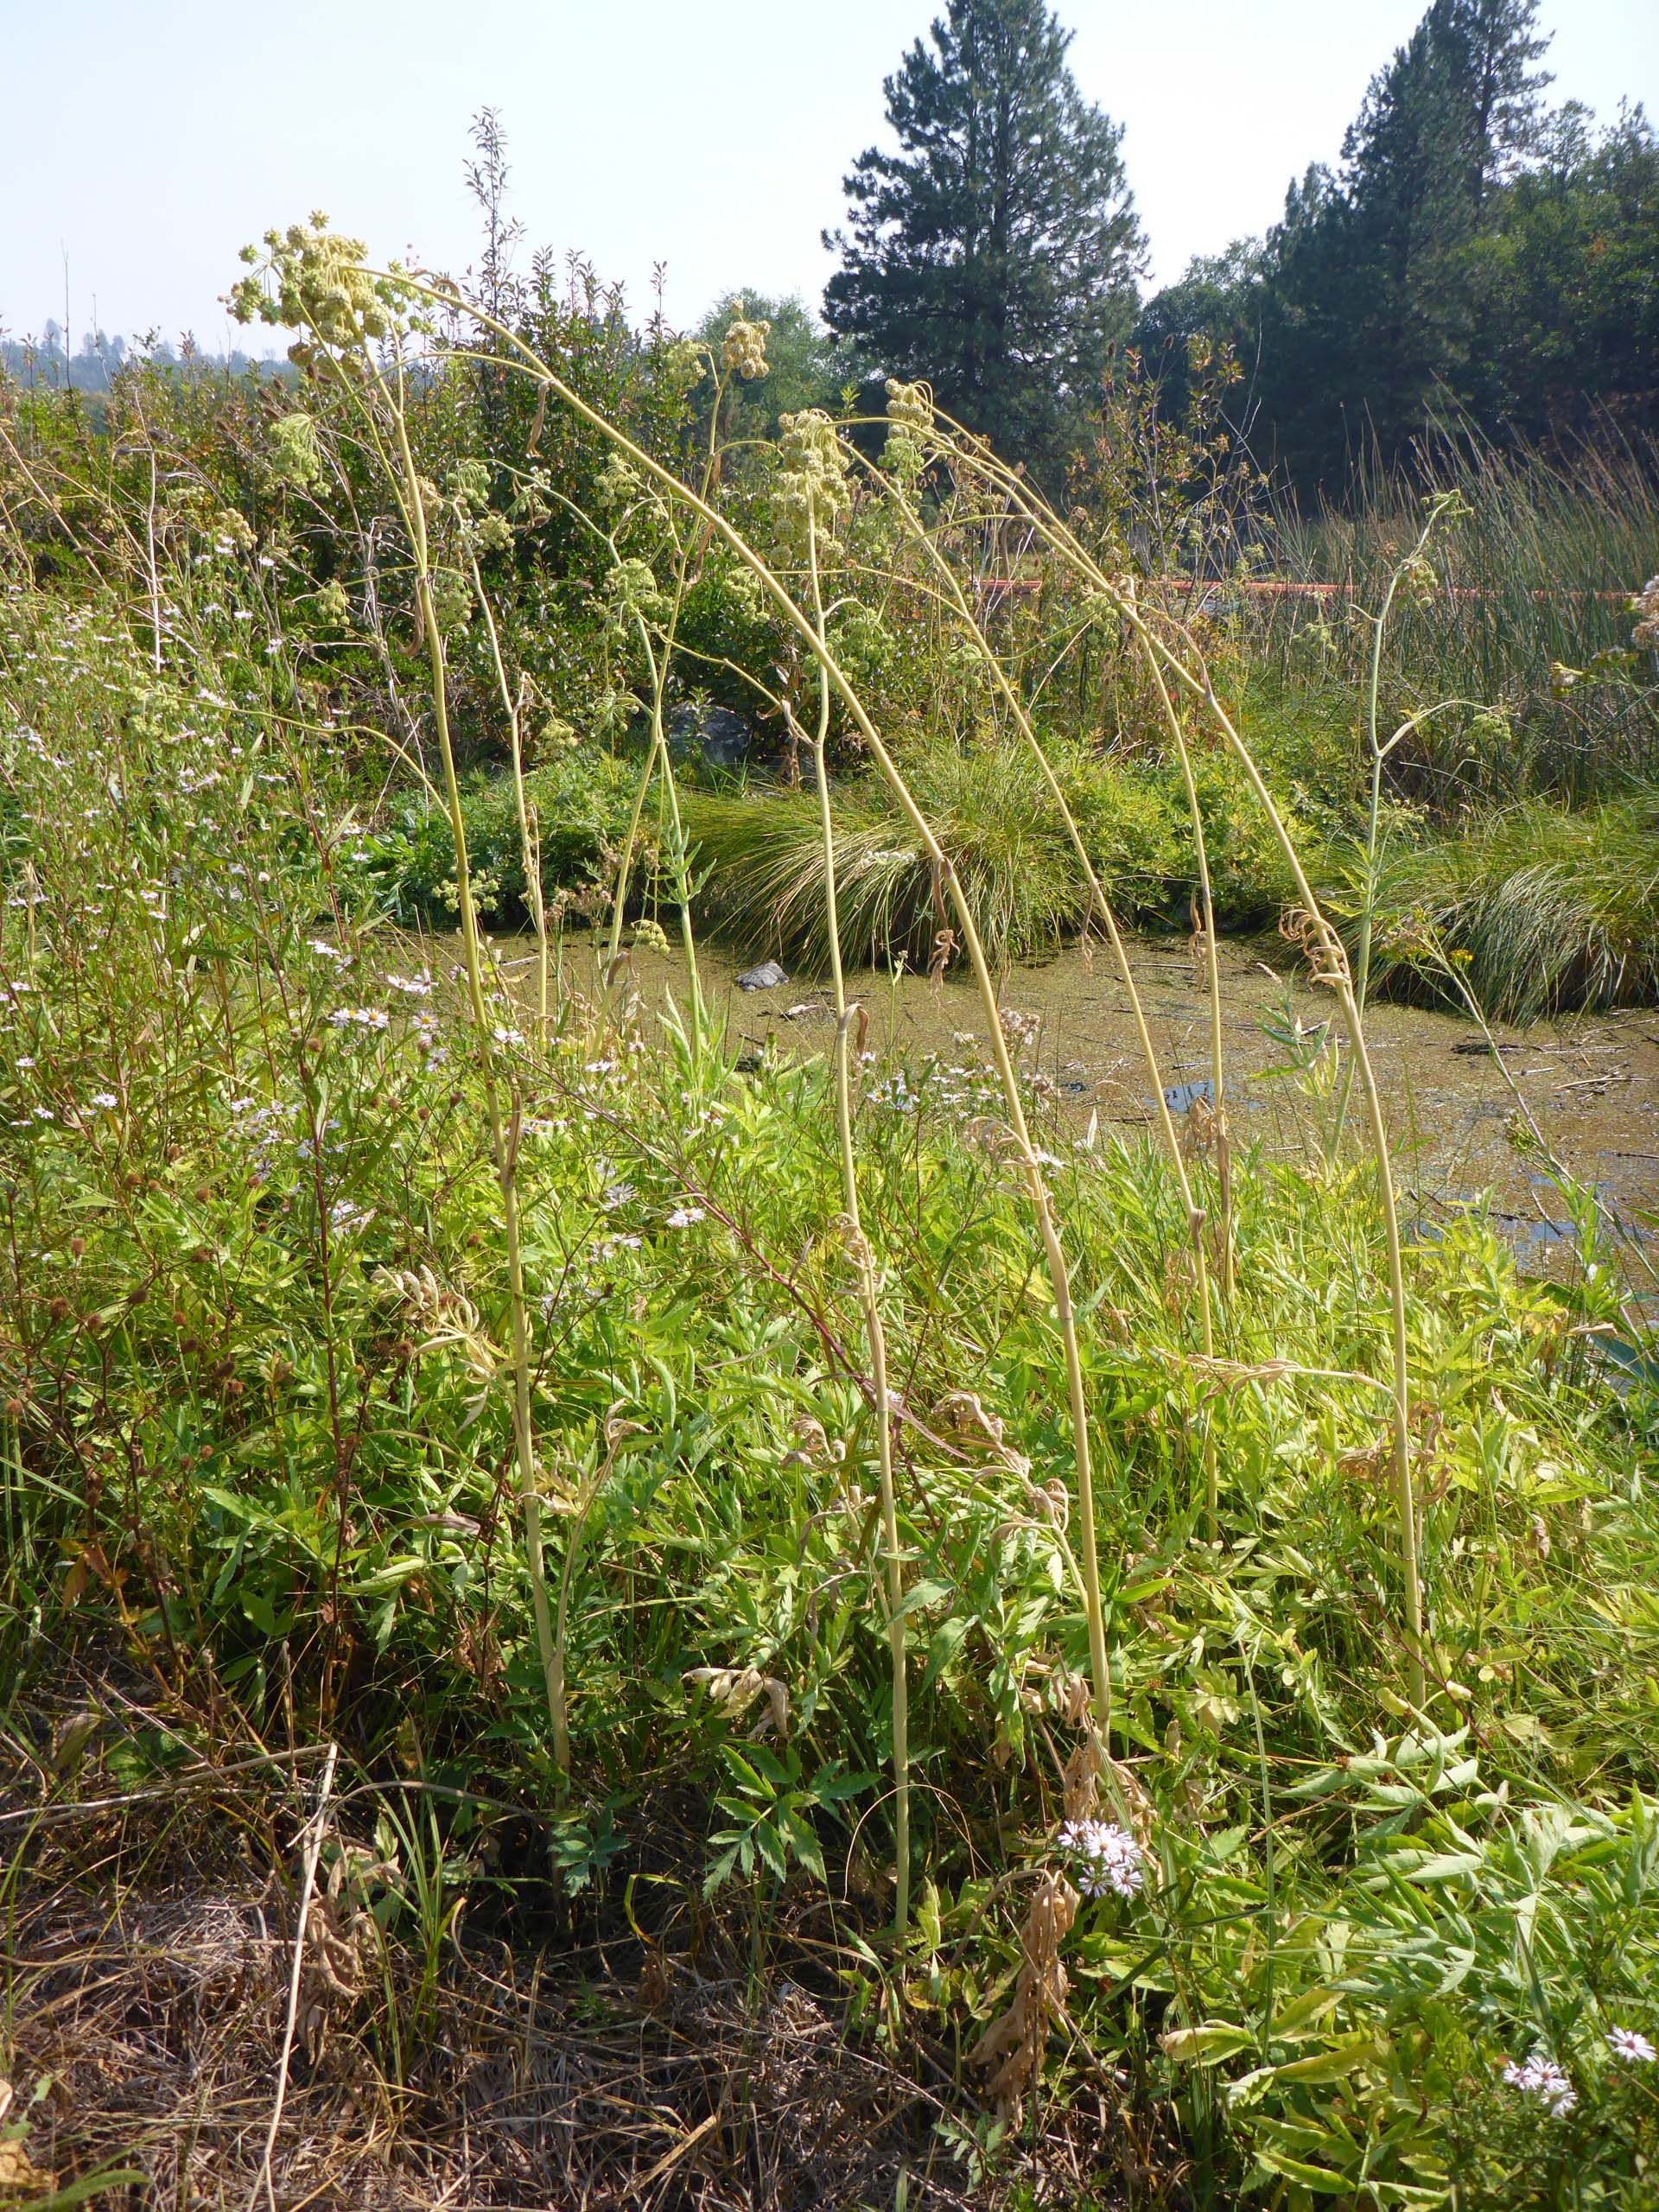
[494,930,1659,1276]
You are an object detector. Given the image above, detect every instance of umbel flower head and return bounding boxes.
[229,213,414,372]
[269,411,323,491]
[603,557,668,628]
[883,378,934,488]
[777,410,850,537]
[721,319,770,379]
[885,378,933,434]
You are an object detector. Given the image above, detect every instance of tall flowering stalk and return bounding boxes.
[231,225,566,1761]
[861,413,1226,1530]
[790,411,909,1927]
[410,277,1122,1742]
[469,552,550,1037]
[902,402,1427,1707]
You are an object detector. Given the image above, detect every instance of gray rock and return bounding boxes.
[696,705,753,771]
[736,960,789,992]
[666,702,753,771]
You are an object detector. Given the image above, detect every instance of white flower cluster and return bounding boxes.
[664,1205,705,1230]
[868,1071,917,1115]
[1058,1818,1145,1899]
[1502,2054,1577,2115]
[230,1094,297,1179]
[1632,576,1659,652]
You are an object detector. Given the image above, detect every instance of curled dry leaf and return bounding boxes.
[683,1666,789,1742]
[297,1844,394,2059]
[1061,1730,1104,1822]
[781,1413,845,1467]
[932,1389,1005,1449]
[1027,1476,1071,1529]
[969,1871,1079,2124]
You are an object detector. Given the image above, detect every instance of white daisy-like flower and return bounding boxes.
[91,1091,119,1109]
[1502,2055,1577,2115]
[1058,1817,1145,1899]
[664,1205,705,1230]
[1608,2027,1656,2064]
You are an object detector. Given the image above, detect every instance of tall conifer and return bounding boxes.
[823,0,1143,473]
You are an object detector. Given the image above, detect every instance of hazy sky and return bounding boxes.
[3,0,1654,353]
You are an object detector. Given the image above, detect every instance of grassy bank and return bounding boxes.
[375,734,1659,1015]
[1351,790,1659,1020]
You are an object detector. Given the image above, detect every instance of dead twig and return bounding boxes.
[250,1738,338,2212]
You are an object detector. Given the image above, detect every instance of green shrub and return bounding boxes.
[355,746,646,929]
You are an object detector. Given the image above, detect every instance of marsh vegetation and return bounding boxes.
[3,17,1658,2209]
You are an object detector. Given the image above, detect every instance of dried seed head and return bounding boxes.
[721,319,770,378]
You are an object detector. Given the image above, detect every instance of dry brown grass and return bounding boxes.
[2,1733,1166,2212]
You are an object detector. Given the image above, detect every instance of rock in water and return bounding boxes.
[736,960,789,991]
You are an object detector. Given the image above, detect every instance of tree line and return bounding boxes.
[10,0,1653,499]
[822,0,1658,493]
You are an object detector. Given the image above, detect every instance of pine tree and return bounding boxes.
[1338,5,1484,442]
[1138,0,1654,484]
[1437,0,1554,210]
[822,0,1143,474]
[1251,0,1554,483]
